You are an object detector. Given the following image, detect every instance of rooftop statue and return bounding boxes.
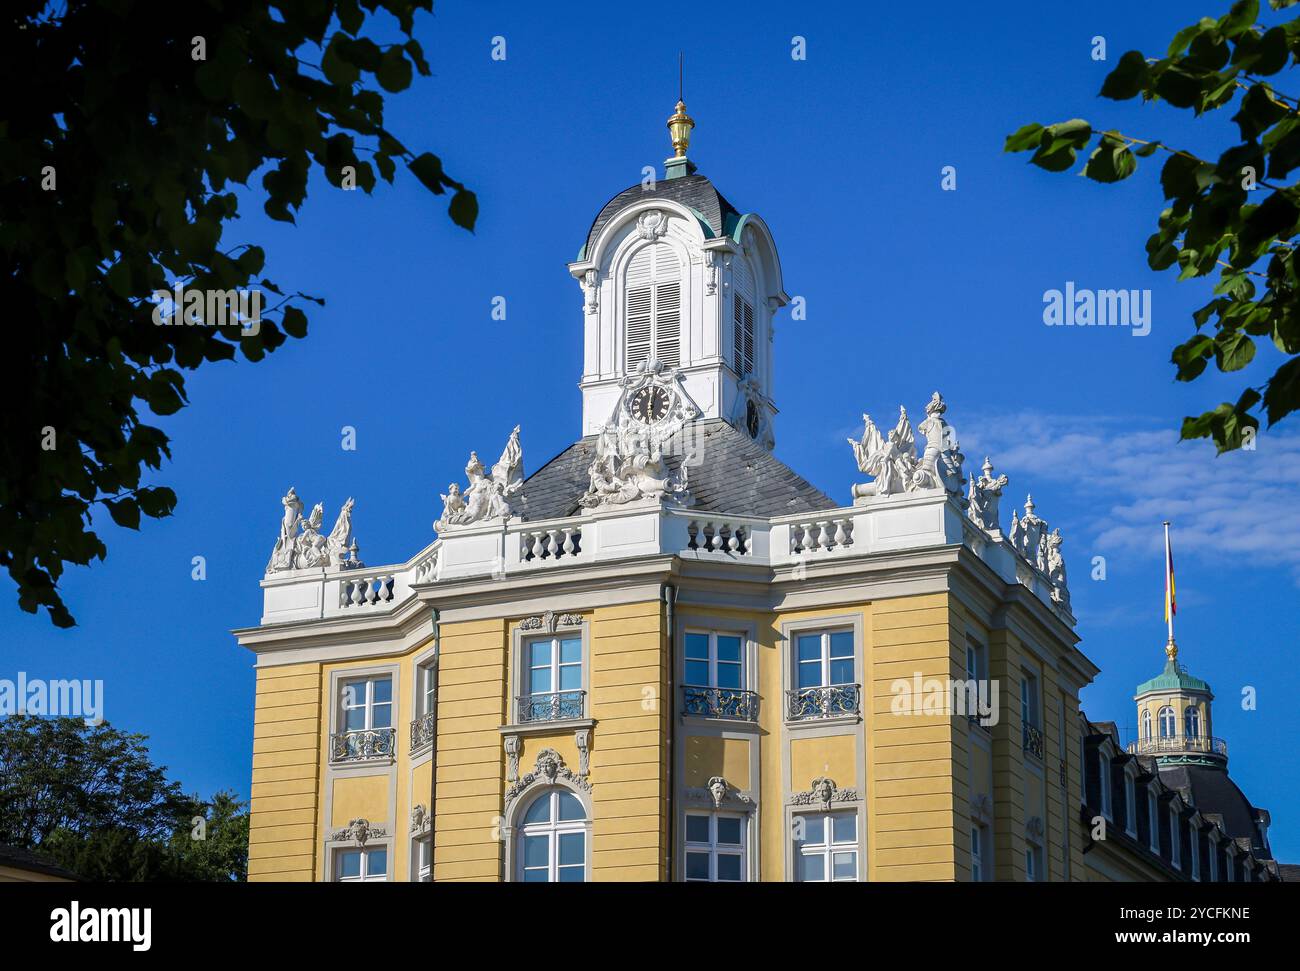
[435,426,525,531]
[849,392,964,501]
[579,419,690,509]
[967,457,1009,534]
[266,489,364,573]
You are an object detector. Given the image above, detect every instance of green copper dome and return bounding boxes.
[1135,658,1212,697]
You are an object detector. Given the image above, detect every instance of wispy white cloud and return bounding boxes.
[955,410,1300,583]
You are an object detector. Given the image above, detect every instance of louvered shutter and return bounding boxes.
[625,243,681,371]
[733,257,755,376]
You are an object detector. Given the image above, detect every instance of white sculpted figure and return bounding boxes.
[579,419,688,508]
[1009,495,1050,572]
[266,490,364,573]
[850,408,918,501]
[435,426,525,531]
[1045,528,1069,606]
[966,457,1008,533]
[913,392,965,494]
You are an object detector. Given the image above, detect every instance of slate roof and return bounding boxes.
[1136,658,1212,696]
[1157,764,1272,859]
[580,173,742,259]
[514,419,838,522]
[0,842,79,880]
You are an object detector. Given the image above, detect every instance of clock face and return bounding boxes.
[746,400,761,438]
[629,386,671,424]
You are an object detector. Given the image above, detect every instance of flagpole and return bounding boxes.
[1163,520,1176,658]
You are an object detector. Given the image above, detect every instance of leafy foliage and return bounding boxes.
[0,715,249,881]
[0,1,475,626]
[1005,0,1300,452]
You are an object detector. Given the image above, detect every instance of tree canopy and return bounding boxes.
[1006,0,1300,452]
[1,0,475,627]
[0,715,249,881]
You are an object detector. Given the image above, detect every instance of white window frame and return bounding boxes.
[1142,708,1152,739]
[793,628,856,690]
[340,675,393,733]
[683,812,746,882]
[792,810,859,882]
[971,823,990,882]
[624,242,682,371]
[1185,705,1201,739]
[516,789,590,883]
[334,845,388,883]
[418,660,436,718]
[683,629,745,690]
[412,834,431,883]
[519,632,586,721]
[1025,841,1043,882]
[1159,705,1176,738]
[1021,671,1040,729]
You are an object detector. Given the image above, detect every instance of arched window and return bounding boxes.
[1158,706,1176,738]
[517,789,588,882]
[1184,705,1201,739]
[1142,709,1152,739]
[625,243,681,371]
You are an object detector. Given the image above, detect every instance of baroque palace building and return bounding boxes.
[234,101,1281,883]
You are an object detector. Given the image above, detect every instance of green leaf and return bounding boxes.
[1100,51,1150,100]
[105,498,141,530]
[449,189,479,231]
[408,152,447,194]
[1263,356,1300,424]
[1004,122,1045,153]
[1214,330,1257,370]
[376,48,414,92]
[1218,0,1260,38]
[282,305,308,338]
[1082,133,1138,183]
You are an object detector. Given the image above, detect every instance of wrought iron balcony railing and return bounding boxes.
[517,689,586,724]
[1127,735,1228,758]
[1023,723,1044,760]
[786,684,861,721]
[682,685,759,721]
[410,711,436,751]
[330,727,396,764]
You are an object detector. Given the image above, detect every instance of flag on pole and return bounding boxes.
[1163,522,1177,624]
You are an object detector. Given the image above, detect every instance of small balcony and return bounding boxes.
[1127,735,1228,758]
[682,685,759,722]
[330,727,396,764]
[786,684,861,721]
[1023,723,1044,760]
[410,711,436,751]
[517,689,586,724]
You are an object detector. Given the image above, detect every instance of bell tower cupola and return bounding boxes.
[568,88,789,449]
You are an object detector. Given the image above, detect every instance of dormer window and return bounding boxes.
[625,243,681,371]
[1184,705,1201,739]
[732,256,755,377]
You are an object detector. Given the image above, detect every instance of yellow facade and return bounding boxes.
[243,575,1096,882]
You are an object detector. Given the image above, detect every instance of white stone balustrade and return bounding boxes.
[258,491,1073,627]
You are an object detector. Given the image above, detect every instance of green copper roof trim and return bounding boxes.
[1135,659,1212,697]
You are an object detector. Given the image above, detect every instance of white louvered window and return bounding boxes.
[732,256,755,377]
[625,243,681,371]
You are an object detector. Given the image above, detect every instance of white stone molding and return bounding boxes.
[790,776,859,810]
[634,209,670,241]
[435,425,524,531]
[730,377,775,450]
[267,488,365,574]
[328,818,387,845]
[1008,495,1070,607]
[575,729,591,776]
[410,804,431,838]
[583,268,600,315]
[518,610,584,633]
[502,748,591,810]
[504,734,521,783]
[970,793,994,827]
[685,776,754,811]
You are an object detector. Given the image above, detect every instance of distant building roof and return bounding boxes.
[1136,658,1212,696]
[0,843,78,881]
[514,419,838,522]
[1157,764,1271,859]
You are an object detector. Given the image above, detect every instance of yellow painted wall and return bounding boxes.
[248,662,322,882]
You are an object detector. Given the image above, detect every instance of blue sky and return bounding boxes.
[5,1,1300,860]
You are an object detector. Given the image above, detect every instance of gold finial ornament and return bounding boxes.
[667,99,694,158]
[1165,638,1178,662]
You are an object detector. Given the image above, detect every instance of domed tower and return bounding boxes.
[1132,638,1222,767]
[567,95,788,447]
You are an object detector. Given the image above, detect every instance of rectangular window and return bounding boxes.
[1191,829,1201,880]
[1148,790,1160,852]
[335,846,387,883]
[965,637,986,682]
[1208,839,1218,881]
[341,676,393,732]
[1020,671,1040,728]
[1124,774,1137,837]
[419,662,436,717]
[520,634,583,722]
[971,824,989,882]
[793,812,858,882]
[1170,809,1182,867]
[1025,843,1042,882]
[1098,753,1112,819]
[413,836,431,883]
[796,629,854,689]
[684,631,743,689]
[684,813,745,882]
